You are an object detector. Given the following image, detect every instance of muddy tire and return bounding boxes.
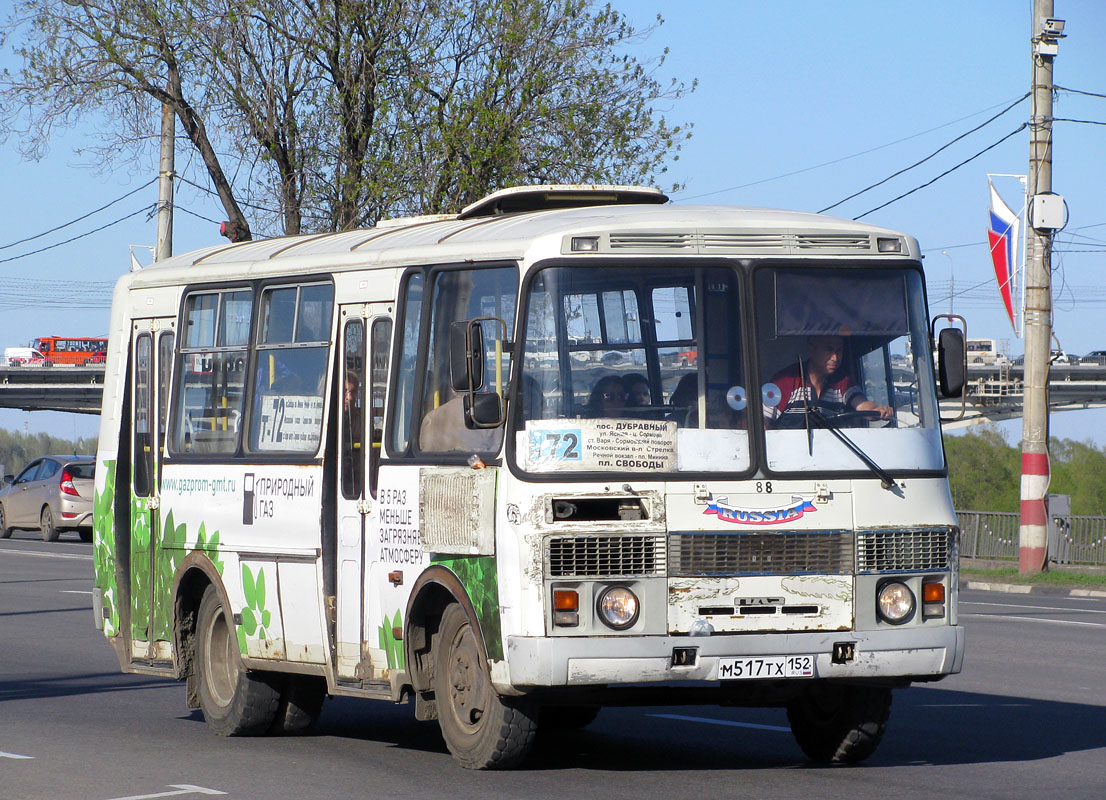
[434,603,537,769]
[196,585,281,736]
[41,506,60,542]
[786,683,892,765]
[0,504,11,538]
[271,675,327,735]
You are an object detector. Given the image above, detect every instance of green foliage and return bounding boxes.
[0,0,694,237]
[0,428,97,479]
[946,425,1106,515]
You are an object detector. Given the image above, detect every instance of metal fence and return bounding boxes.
[957,510,1106,567]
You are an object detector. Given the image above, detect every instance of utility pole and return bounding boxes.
[154,99,175,262]
[1020,1,1064,574]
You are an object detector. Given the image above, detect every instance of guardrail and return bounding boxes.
[957,510,1106,567]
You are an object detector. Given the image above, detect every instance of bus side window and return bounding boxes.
[369,318,391,495]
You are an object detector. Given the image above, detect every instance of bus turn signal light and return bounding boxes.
[923,583,945,603]
[553,589,579,627]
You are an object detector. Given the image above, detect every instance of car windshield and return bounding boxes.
[754,267,944,473]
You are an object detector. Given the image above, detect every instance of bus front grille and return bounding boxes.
[546,534,666,578]
[856,529,954,573]
[668,532,854,576]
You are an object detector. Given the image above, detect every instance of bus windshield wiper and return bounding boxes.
[806,407,897,491]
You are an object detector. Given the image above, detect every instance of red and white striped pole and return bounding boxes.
[1020,452,1049,572]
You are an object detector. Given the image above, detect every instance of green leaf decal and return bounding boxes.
[241,606,257,635]
[255,569,266,610]
[243,564,256,606]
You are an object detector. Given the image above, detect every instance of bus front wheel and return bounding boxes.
[786,683,892,764]
[434,603,537,769]
[196,585,281,736]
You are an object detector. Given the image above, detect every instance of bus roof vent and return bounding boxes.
[700,232,789,252]
[609,232,694,250]
[458,184,668,220]
[794,233,871,250]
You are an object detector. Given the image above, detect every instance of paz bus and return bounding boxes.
[92,185,966,769]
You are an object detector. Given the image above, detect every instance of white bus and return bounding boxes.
[92,185,965,769]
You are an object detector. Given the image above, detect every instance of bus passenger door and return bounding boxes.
[129,321,175,657]
[335,306,391,680]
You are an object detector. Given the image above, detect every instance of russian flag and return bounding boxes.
[987,179,1020,331]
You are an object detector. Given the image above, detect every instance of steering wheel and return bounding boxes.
[822,409,898,429]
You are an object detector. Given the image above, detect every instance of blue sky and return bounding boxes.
[1,0,1104,444]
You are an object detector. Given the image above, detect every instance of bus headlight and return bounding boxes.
[877,581,915,624]
[597,586,639,630]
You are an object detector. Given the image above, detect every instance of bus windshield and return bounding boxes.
[754,267,943,474]
[513,262,943,476]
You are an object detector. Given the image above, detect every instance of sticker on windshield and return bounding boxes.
[520,419,677,472]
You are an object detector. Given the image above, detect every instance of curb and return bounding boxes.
[962,580,1106,599]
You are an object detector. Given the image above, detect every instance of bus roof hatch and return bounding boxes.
[457,184,668,220]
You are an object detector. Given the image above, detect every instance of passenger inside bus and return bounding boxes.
[621,373,653,416]
[763,335,893,427]
[666,373,698,425]
[585,375,627,417]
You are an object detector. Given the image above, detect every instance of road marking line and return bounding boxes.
[962,612,1106,628]
[102,785,226,800]
[0,548,92,561]
[962,600,1106,615]
[0,750,35,759]
[647,712,790,732]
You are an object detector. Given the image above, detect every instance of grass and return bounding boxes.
[962,566,1106,591]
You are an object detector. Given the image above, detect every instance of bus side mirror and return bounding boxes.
[937,327,966,398]
[449,320,484,392]
[465,392,504,428]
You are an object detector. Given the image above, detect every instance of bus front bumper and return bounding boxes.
[506,625,964,688]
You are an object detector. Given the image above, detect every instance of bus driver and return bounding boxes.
[764,335,893,426]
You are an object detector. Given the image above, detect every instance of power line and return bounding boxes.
[819,93,1029,214]
[854,125,1026,220]
[675,94,1032,202]
[176,174,283,215]
[0,178,157,252]
[0,205,154,266]
[1054,85,1106,100]
[1053,117,1106,127]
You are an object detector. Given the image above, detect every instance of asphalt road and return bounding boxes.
[3,530,1105,800]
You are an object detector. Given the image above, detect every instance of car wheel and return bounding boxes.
[196,585,281,736]
[41,506,60,542]
[78,528,93,543]
[0,504,11,538]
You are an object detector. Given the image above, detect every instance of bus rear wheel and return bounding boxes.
[271,675,327,734]
[434,603,537,769]
[786,683,892,765]
[196,585,281,736]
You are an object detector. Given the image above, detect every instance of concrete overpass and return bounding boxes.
[0,365,106,414]
[939,362,1106,429]
[4,361,1106,424]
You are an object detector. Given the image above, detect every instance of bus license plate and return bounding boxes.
[718,655,815,679]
